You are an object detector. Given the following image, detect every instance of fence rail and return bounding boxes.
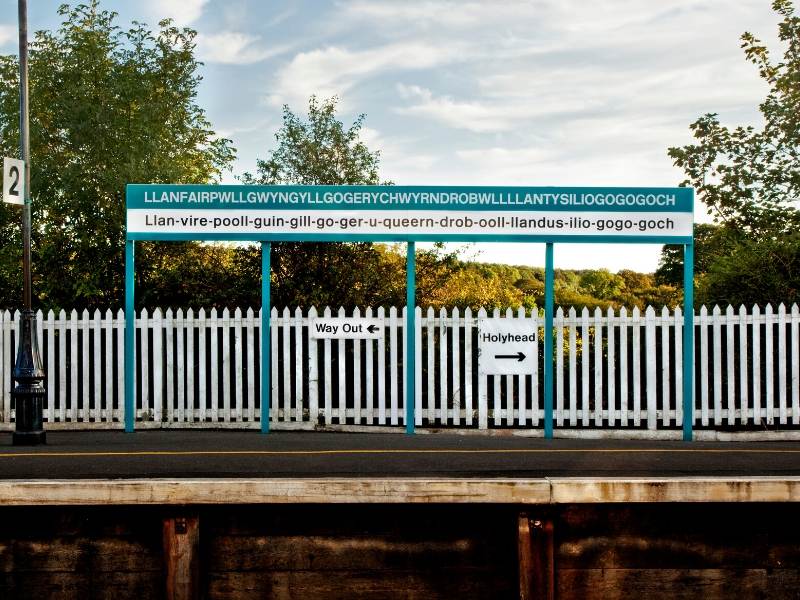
[1,304,798,432]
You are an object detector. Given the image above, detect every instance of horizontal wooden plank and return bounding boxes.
[0,571,161,600]
[1,478,800,505]
[208,535,498,571]
[556,568,800,600]
[206,569,515,600]
[558,535,800,571]
[0,478,551,505]
[550,477,800,503]
[0,538,161,573]
[202,504,516,541]
[555,504,800,570]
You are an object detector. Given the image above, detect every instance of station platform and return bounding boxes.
[0,431,798,505]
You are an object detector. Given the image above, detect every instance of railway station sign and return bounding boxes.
[126,184,693,243]
[124,182,695,440]
[310,317,384,339]
[478,318,538,375]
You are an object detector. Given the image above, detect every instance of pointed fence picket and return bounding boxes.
[463,307,473,426]
[492,308,502,426]
[337,307,347,424]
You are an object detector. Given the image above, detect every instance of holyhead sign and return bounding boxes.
[125,184,694,440]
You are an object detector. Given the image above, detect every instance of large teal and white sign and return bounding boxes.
[126,185,693,243]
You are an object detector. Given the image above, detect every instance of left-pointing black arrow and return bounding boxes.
[367,324,379,333]
[495,352,526,362]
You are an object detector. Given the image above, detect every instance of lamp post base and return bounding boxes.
[11,309,46,446]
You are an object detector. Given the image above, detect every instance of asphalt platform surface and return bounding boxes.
[0,431,798,479]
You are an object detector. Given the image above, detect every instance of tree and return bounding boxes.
[244,96,382,186]
[655,223,738,287]
[425,267,524,310]
[698,235,800,306]
[665,0,800,305]
[0,2,235,309]
[135,243,261,310]
[616,269,680,309]
[243,96,456,309]
[668,0,800,237]
[579,269,624,300]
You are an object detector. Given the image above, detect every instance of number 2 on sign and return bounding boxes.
[8,166,19,197]
[3,157,25,205]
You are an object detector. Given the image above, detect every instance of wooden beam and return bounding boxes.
[1,477,800,506]
[538,519,555,600]
[518,513,534,599]
[519,514,555,600]
[163,514,199,600]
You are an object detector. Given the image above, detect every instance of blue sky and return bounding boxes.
[0,0,783,272]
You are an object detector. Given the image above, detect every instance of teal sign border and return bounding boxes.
[125,185,695,441]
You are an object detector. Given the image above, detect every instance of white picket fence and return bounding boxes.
[0,304,798,433]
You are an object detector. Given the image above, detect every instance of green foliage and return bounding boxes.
[242,96,460,309]
[664,1,800,305]
[0,1,235,310]
[418,262,678,312]
[242,96,382,186]
[135,242,261,310]
[667,0,800,237]
[697,235,800,306]
[424,263,524,310]
[655,224,738,287]
[578,269,624,300]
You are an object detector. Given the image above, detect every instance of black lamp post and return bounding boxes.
[12,0,45,446]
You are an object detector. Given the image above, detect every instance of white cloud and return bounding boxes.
[358,126,438,180]
[396,84,604,133]
[268,42,462,108]
[196,32,288,65]
[0,24,14,46]
[396,85,513,133]
[142,0,208,27]
[338,1,553,30]
[339,0,766,40]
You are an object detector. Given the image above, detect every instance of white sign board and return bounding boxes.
[478,318,538,375]
[2,158,24,205]
[310,318,384,339]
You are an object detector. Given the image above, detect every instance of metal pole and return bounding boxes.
[405,241,415,434]
[124,240,135,432]
[544,243,554,439]
[12,0,45,445]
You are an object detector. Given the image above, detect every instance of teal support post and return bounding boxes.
[406,241,416,434]
[261,242,271,434]
[682,242,694,441]
[124,240,135,433]
[544,242,554,439]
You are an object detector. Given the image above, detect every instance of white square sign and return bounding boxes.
[3,157,25,205]
[478,318,538,375]
[310,318,384,339]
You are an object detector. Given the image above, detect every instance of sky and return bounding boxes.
[0,0,785,272]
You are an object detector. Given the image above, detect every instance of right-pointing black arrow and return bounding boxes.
[495,352,526,362]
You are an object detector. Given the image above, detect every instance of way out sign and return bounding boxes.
[310,318,384,339]
[478,318,538,375]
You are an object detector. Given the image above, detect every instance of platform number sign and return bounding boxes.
[3,158,25,205]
